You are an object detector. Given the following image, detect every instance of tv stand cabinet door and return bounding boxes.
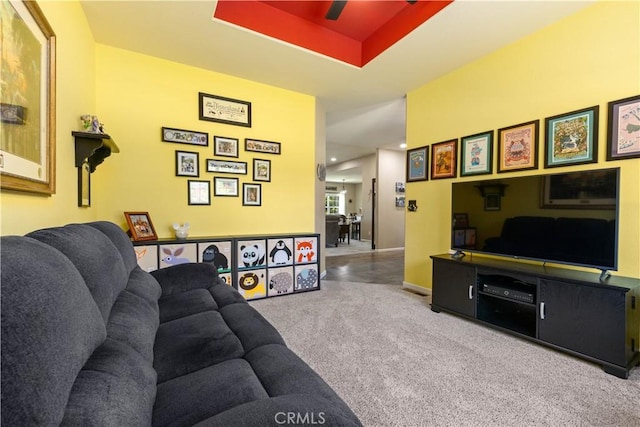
[538,279,626,367]
[432,260,476,318]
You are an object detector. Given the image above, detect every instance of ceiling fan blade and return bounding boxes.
[325,1,347,20]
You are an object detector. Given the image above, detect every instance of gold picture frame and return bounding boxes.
[1,0,56,194]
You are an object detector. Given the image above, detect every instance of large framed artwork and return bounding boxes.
[1,0,56,194]
[406,145,428,182]
[430,139,457,180]
[497,120,539,173]
[606,95,640,161]
[544,106,598,168]
[199,92,251,127]
[460,131,493,176]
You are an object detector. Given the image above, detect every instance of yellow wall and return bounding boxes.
[1,0,98,234]
[1,2,317,239]
[405,0,640,287]
[94,45,316,237]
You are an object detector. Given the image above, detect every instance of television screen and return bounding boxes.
[451,167,620,272]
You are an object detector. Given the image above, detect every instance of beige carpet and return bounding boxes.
[251,280,640,427]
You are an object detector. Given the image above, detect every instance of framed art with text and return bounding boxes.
[199,92,251,127]
[544,106,598,168]
[206,159,247,174]
[606,95,640,161]
[162,127,208,146]
[497,120,539,173]
[430,139,458,180]
[406,145,428,182]
[245,138,281,155]
[188,180,211,205]
[0,0,56,195]
[460,131,493,176]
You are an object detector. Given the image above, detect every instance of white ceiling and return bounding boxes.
[80,0,593,182]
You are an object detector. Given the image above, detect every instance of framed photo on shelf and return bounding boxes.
[175,150,199,177]
[606,95,640,161]
[544,106,599,168]
[206,159,247,174]
[213,136,239,158]
[406,145,428,182]
[0,0,56,195]
[452,213,469,229]
[243,183,262,206]
[214,177,239,197]
[162,127,208,146]
[188,180,211,205]
[253,158,271,182]
[497,120,539,173]
[124,212,158,241]
[198,92,251,127]
[245,138,281,155]
[460,131,493,176]
[431,139,458,180]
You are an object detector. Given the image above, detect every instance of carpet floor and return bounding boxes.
[250,280,640,427]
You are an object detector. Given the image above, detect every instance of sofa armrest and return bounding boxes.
[151,263,223,297]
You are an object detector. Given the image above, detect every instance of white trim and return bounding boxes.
[402,281,431,296]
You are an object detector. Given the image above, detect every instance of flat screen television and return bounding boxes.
[451,167,620,275]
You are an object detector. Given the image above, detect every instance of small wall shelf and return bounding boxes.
[72,131,119,172]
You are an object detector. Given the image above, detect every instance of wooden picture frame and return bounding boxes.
[124,212,158,241]
[253,158,271,182]
[199,92,251,127]
[430,139,458,180]
[206,159,247,174]
[406,145,428,182]
[606,95,640,161]
[162,127,208,146]
[460,131,493,176]
[188,180,211,205]
[77,161,90,207]
[214,177,239,197]
[497,120,539,173]
[0,0,56,195]
[544,106,599,168]
[175,150,199,177]
[245,138,281,155]
[214,136,239,158]
[243,183,262,206]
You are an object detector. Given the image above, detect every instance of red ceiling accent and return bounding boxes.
[214,0,453,67]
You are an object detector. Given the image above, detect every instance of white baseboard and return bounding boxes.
[402,281,432,296]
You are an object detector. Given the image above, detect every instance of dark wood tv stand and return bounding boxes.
[430,254,640,379]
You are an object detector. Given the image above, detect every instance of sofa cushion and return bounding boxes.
[27,224,129,322]
[153,358,269,427]
[62,338,157,426]
[1,236,106,426]
[154,311,245,383]
[219,303,286,353]
[159,288,218,323]
[87,221,139,273]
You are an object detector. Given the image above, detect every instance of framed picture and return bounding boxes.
[253,158,271,182]
[452,213,468,229]
[0,1,56,195]
[214,177,239,197]
[497,120,539,173]
[206,159,247,174]
[484,194,501,211]
[395,196,405,208]
[176,150,199,177]
[243,183,262,206]
[198,92,251,127]
[124,212,158,241]
[395,182,405,193]
[465,228,477,247]
[431,139,458,180]
[406,145,428,182]
[541,168,617,209]
[460,131,493,176]
[606,95,640,161]
[544,106,599,168]
[77,162,90,207]
[214,136,239,158]
[162,127,208,146]
[245,138,281,155]
[188,180,211,205]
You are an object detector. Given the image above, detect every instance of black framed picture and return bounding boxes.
[199,92,251,127]
[188,180,211,205]
[253,158,271,182]
[243,183,262,206]
[176,150,199,177]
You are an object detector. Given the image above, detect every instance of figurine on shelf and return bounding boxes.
[91,116,101,133]
[80,115,92,131]
[172,223,190,240]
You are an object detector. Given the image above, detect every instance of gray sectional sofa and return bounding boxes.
[1,221,361,426]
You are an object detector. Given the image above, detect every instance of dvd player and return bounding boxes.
[481,283,535,303]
